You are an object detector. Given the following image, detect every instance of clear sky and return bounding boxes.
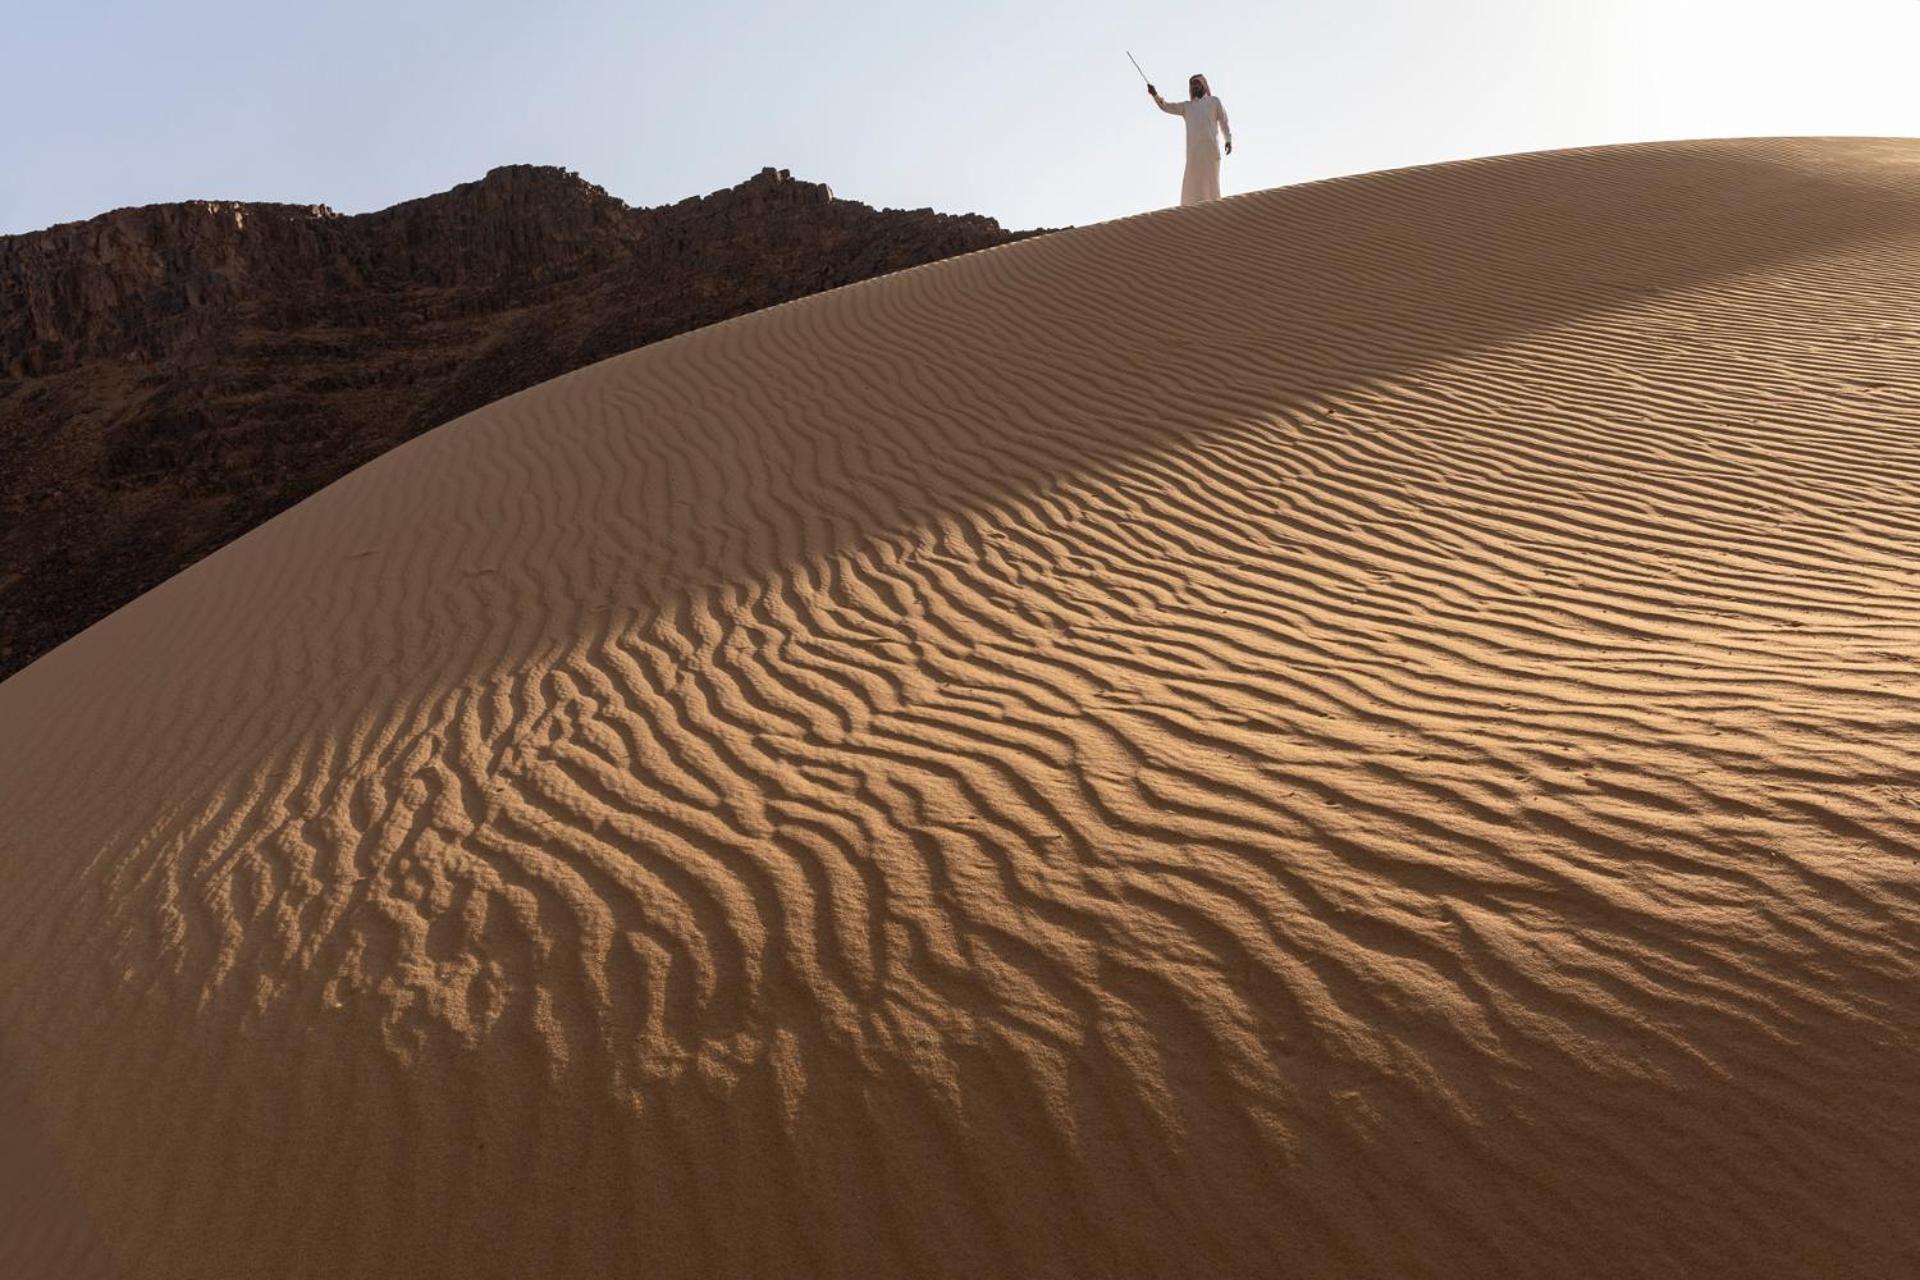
[6,0,1920,235]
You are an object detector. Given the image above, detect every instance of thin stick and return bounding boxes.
[1127,51,1152,86]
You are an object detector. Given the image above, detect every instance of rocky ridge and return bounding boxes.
[0,166,1036,677]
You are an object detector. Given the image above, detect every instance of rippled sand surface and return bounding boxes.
[5,139,1920,1279]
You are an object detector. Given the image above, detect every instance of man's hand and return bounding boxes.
[1225,140,1233,155]
[1146,83,1157,96]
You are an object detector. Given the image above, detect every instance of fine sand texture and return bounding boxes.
[5,138,1920,1279]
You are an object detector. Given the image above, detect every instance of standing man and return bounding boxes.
[1148,73,1232,206]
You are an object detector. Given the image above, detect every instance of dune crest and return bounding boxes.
[4,138,1920,1278]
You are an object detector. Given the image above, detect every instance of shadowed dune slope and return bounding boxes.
[5,137,1920,1279]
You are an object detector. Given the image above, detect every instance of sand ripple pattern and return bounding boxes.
[5,139,1920,1279]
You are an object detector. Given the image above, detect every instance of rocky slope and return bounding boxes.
[0,166,1035,678]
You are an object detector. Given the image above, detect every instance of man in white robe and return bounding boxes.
[1148,73,1232,206]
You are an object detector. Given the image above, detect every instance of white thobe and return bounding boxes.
[1154,93,1231,205]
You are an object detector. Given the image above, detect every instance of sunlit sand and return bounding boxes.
[4,138,1920,1278]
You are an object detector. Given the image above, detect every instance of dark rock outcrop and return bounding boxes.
[0,166,1039,677]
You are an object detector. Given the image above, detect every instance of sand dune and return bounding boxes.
[5,138,1920,1278]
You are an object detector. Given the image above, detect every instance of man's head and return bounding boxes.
[1188,73,1210,99]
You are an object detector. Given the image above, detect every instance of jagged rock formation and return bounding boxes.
[0,166,1036,678]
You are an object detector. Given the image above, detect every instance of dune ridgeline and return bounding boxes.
[3,138,1920,1278]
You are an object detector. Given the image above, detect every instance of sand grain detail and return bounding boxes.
[4,139,1920,1278]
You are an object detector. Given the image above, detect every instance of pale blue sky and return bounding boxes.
[6,0,1920,235]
